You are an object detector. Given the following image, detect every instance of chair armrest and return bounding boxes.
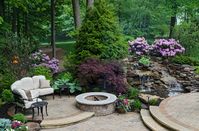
[12,89,28,100]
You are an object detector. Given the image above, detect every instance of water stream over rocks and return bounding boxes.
[124,56,199,98]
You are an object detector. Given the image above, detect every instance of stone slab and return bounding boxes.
[141,109,169,131]
[41,112,94,128]
[150,106,189,131]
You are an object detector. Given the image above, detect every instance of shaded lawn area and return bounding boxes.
[41,41,76,55]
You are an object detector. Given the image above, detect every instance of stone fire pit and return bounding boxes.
[76,92,117,116]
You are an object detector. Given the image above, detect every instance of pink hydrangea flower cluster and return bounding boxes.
[128,37,151,55]
[30,50,59,73]
[11,120,22,129]
[128,37,185,57]
[152,39,185,57]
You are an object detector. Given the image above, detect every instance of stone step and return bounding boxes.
[41,112,95,129]
[149,106,190,131]
[140,109,169,131]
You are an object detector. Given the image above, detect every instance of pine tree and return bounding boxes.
[75,0,127,62]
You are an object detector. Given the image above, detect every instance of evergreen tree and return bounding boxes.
[75,0,127,62]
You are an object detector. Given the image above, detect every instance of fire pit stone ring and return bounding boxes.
[76,92,117,116]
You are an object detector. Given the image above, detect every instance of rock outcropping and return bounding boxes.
[125,56,199,97]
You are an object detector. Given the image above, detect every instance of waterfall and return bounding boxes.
[168,83,184,96]
[139,75,151,93]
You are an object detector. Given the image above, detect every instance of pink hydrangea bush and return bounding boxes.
[30,50,59,73]
[128,37,151,55]
[152,39,185,57]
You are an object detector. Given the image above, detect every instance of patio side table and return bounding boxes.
[31,101,48,120]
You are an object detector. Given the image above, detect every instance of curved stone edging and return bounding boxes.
[41,112,94,129]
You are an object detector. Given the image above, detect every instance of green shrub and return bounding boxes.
[74,0,127,62]
[0,72,16,94]
[132,99,142,110]
[172,55,199,66]
[1,89,14,103]
[149,98,159,106]
[128,87,139,99]
[12,113,27,123]
[63,54,78,73]
[30,66,53,80]
[52,78,82,94]
[138,56,150,66]
[0,32,39,78]
[56,72,73,82]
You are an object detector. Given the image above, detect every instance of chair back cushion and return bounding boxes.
[11,80,21,91]
[32,75,46,89]
[20,77,34,90]
[40,79,50,88]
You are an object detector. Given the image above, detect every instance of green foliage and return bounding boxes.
[110,0,170,40]
[75,0,127,62]
[139,56,150,66]
[101,41,128,60]
[14,125,28,131]
[0,73,16,94]
[63,53,79,72]
[12,113,27,123]
[195,66,199,74]
[0,99,3,108]
[149,98,159,106]
[56,72,73,81]
[1,89,14,103]
[30,66,52,80]
[132,99,142,110]
[128,87,140,99]
[172,55,199,66]
[174,20,199,60]
[52,79,82,94]
[0,32,39,78]
[0,17,3,25]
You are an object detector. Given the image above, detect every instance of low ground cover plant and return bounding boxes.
[53,72,82,94]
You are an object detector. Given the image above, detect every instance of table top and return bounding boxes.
[31,101,48,108]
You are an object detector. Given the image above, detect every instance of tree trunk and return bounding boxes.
[86,0,94,9]
[169,1,177,38]
[169,16,176,38]
[0,0,4,17]
[51,0,56,58]
[72,0,81,28]
[12,7,17,33]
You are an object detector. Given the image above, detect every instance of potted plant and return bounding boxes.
[115,95,132,113]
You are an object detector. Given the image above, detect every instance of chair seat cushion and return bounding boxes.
[24,98,42,109]
[36,88,54,96]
